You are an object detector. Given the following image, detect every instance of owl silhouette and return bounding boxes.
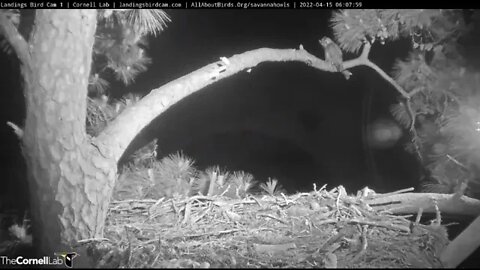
[319,37,352,80]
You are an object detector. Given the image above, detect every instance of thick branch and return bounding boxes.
[94,47,337,162]
[0,11,31,65]
[95,44,415,163]
[365,192,480,217]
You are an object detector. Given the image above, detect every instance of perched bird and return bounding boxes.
[319,37,352,80]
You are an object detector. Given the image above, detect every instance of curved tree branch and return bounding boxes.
[345,42,418,134]
[361,61,410,98]
[343,43,410,99]
[360,42,372,60]
[94,47,336,161]
[0,11,31,65]
[94,43,414,164]
[343,42,409,98]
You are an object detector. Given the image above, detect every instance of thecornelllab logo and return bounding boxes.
[54,252,79,268]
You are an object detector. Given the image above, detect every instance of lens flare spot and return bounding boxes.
[367,118,403,149]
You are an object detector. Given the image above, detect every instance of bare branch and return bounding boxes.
[361,61,409,98]
[95,45,413,163]
[405,99,416,132]
[0,11,30,65]
[349,48,418,140]
[94,48,337,162]
[407,86,425,98]
[366,192,480,217]
[359,41,371,61]
[342,41,371,68]
[343,42,409,98]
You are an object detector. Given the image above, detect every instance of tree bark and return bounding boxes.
[21,10,116,261]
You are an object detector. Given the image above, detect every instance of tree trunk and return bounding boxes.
[21,10,116,261]
[15,10,333,263]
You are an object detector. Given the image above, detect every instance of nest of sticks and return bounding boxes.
[80,95,451,268]
[79,185,449,268]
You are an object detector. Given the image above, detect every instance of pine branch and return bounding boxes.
[344,42,422,132]
[359,62,409,98]
[344,42,410,98]
[124,10,171,36]
[0,11,30,65]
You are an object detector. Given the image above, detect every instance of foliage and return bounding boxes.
[0,9,170,94]
[192,168,258,198]
[193,166,231,197]
[147,152,198,199]
[331,9,464,53]
[260,177,285,196]
[86,93,142,137]
[90,10,170,92]
[114,150,263,201]
[229,171,257,198]
[332,9,480,197]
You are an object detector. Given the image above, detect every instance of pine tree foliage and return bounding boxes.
[83,10,170,136]
[230,171,256,197]
[390,102,412,129]
[1,9,170,134]
[85,9,170,92]
[86,93,143,137]
[331,10,464,53]
[333,9,480,197]
[148,151,198,198]
[122,10,171,37]
[259,177,285,196]
[93,13,151,86]
[88,73,110,95]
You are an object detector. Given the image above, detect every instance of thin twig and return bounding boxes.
[363,61,410,98]
[183,228,244,239]
[415,208,423,225]
[405,99,417,132]
[348,218,410,233]
[351,225,369,263]
[77,237,111,243]
[182,201,192,224]
[257,213,288,225]
[374,187,415,199]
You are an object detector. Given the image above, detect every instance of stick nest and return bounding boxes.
[80,186,449,268]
